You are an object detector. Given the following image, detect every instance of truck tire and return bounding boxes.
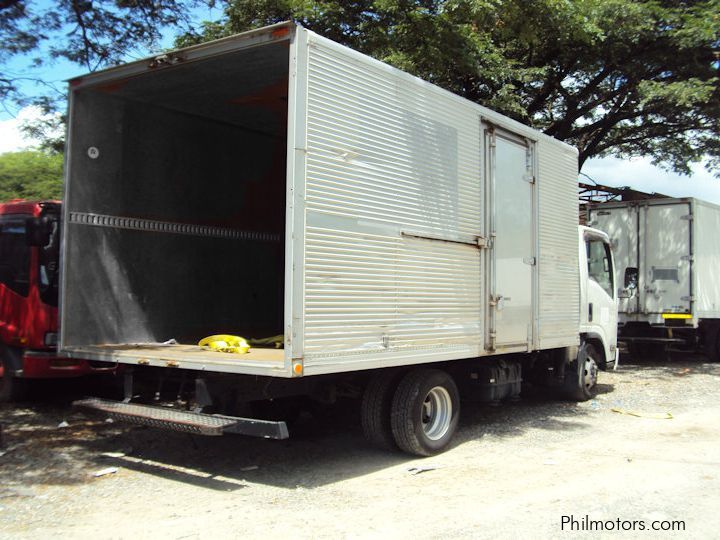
[0,354,28,403]
[361,371,403,451]
[562,342,599,401]
[390,369,460,456]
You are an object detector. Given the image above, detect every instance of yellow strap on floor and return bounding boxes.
[248,334,284,349]
[198,334,250,354]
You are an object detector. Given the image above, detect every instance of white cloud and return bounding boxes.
[583,156,720,205]
[0,106,45,154]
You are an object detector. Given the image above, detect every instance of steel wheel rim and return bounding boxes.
[583,353,598,391]
[422,386,452,441]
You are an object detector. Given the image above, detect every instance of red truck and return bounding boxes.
[0,200,108,401]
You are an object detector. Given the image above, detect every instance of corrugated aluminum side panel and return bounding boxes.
[301,32,483,373]
[692,199,720,319]
[537,142,580,348]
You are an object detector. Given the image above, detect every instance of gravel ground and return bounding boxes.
[1,354,719,539]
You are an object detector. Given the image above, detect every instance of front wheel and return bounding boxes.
[390,369,460,456]
[562,342,599,401]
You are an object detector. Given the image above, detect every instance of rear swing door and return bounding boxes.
[640,202,692,315]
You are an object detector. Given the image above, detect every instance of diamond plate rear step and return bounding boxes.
[74,398,289,439]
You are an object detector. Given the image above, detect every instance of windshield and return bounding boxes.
[0,217,31,296]
[586,237,614,298]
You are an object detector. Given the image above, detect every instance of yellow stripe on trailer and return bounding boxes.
[662,313,692,320]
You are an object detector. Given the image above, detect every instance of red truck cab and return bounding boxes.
[0,200,109,401]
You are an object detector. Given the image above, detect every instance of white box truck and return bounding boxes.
[63,22,617,455]
[588,197,720,361]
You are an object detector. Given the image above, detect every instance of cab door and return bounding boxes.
[581,231,618,356]
[0,215,32,344]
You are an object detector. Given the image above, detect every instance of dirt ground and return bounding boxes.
[1,353,719,539]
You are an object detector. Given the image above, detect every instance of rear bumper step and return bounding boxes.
[74,398,289,439]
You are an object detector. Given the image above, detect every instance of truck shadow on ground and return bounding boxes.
[618,352,719,381]
[5,356,716,492]
[0,377,626,493]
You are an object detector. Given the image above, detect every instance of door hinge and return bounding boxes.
[148,53,184,68]
[483,232,496,250]
[522,256,536,266]
[681,214,693,221]
[523,175,536,184]
[681,295,695,302]
[681,255,694,262]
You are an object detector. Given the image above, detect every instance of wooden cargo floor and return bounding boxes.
[63,343,286,375]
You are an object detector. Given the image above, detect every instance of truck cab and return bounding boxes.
[579,226,619,371]
[0,200,110,401]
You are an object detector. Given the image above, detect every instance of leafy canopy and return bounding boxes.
[0,0,207,108]
[0,150,64,201]
[1,1,718,176]
[177,0,720,174]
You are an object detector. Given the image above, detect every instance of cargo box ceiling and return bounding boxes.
[98,40,290,136]
[63,39,290,347]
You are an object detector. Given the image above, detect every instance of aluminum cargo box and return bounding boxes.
[588,197,720,327]
[61,23,580,378]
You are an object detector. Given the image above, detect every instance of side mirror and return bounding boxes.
[619,267,639,299]
[25,216,51,247]
[624,267,638,290]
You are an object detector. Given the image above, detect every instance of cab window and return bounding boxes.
[586,238,614,297]
[0,217,31,296]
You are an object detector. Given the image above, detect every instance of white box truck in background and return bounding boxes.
[588,197,720,361]
[63,22,617,455]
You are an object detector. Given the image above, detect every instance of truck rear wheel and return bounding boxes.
[390,369,459,456]
[0,354,28,403]
[562,342,599,401]
[361,371,403,450]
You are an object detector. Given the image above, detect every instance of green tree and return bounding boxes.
[0,150,64,201]
[1,1,209,107]
[177,0,720,174]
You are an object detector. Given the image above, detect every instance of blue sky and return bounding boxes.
[1,0,222,119]
[2,4,718,203]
